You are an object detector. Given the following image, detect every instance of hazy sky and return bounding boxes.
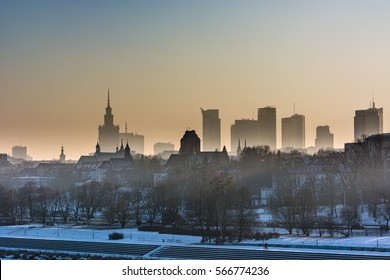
[1,0,390,160]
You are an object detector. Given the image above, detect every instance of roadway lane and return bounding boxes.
[1,237,390,260]
[151,245,390,260]
[0,237,158,257]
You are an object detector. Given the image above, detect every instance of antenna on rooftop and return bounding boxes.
[293,102,296,115]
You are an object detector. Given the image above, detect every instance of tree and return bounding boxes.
[78,181,105,224]
[295,185,316,236]
[143,187,160,226]
[231,185,257,242]
[238,146,274,191]
[35,186,55,226]
[272,152,304,234]
[116,187,134,228]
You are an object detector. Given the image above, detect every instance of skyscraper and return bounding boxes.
[12,145,27,160]
[119,123,145,155]
[354,101,383,141]
[201,108,221,151]
[98,90,120,152]
[231,119,261,153]
[315,125,334,150]
[258,107,276,150]
[282,114,305,149]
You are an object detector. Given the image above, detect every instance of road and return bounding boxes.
[1,237,390,260]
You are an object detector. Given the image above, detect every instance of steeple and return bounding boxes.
[124,142,131,159]
[59,146,65,163]
[96,142,101,154]
[237,139,242,158]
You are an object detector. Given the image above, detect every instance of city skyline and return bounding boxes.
[1,1,390,160]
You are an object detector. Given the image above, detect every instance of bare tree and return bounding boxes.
[231,185,257,242]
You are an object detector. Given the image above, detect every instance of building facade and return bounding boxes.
[12,145,27,160]
[354,101,383,141]
[282,114,305,149]
[231,119,261,154]
[258,106,276,150]
[119,125,145,155]
[315,125,334,150]
[201,108,221,151]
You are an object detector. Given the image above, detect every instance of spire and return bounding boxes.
[125,142,131,159]
[237,139,242,158]
[125,122,128,133]
[59,146,65,163]
[107,88,111,108]
[96,142,101,154]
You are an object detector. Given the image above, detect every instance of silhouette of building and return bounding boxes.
[119,123,144,155]
[98,89,120,152]
[282,114,305,149]
[201,108,221,151]
[179,130,201,154]
[258,106,276,150]
[59,146,66,163]
[230,106,276,155]
[166,130,230,171]
[12,145,27,160]
[354,101,383,141]
[154,142,175,155]
[231,119,261,154]
[315,126,334,150]
[76,141,133,183]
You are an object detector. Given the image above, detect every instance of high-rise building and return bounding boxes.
[354,101,383,141]
[12,145,27,160]
[98,90,120,152]
[282,114,305,149]
[231,119,261,153]
[258,107,276,150]
[119,123,144,155]
[201,108,221,151]
[315,125,334,150]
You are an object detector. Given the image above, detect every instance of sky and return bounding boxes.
[1,0,390,160]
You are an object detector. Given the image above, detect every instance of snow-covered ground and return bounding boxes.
[1,224,390,251]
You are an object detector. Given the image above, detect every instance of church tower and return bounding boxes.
[98,89,120,152]
[59,146,66,163]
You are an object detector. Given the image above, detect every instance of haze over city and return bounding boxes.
[1,0,390,160]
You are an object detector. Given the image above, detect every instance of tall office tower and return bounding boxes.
[201,108,221,151]
[12,145,27,160]
[315,125,334,150]
[119,123,145,155]
[354,101,383,141]
[98,90,120,152]
[231,119,261,154]
[282,114,305,149]
[258,107,276,150]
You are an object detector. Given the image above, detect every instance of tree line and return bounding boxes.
[1,137,390,241]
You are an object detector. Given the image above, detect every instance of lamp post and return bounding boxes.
[172,222,175,242]
[377,221,381,248]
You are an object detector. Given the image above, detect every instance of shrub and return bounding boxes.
[108,232,124,240]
